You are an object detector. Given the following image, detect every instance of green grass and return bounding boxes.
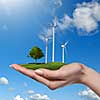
[20,62,66,70]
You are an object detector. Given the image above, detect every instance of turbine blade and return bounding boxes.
[65,47,69,57]
[39,35,45,41]
[64,41,69,46]
[41,33,46,37]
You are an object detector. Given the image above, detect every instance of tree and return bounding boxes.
[28,46,44,63]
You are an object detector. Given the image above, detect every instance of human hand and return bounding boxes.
[10,63,86,90]
[11,63,100,96]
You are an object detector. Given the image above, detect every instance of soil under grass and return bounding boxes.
[20,62,66,70]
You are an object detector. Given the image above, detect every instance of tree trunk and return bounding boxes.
[35,59,37,64]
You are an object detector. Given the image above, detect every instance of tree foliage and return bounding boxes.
[28,46,44,63]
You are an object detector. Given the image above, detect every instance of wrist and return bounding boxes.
[80,64,100,84]
[80,64,95,84]
[80,64,100,96]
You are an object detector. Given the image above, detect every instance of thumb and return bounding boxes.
[34,69,60,80]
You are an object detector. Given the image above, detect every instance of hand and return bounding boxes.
[10,63,86,90]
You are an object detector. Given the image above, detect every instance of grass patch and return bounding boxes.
[20,62,66,70]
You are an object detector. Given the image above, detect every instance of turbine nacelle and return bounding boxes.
[40,33,52,41]
[61,41,69,48]
[45,38,48,42]
[61,41,69,63]
[61,45,65,48]
[49,16,58,29]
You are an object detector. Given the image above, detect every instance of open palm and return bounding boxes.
[11,63,85,90]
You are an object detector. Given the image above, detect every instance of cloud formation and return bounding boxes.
[27,90,35,94]
[13,90,56,100]
[13,95,24,100]
[0,77,9,85]
[29,93,50,100]
[57,1,100,36]
[78,88,100,100]
[57,14,73,30]
[40,27,53,42]
[52,0,62,16]
[73,1,100,35]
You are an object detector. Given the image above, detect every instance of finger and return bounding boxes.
[10,64,35,78]
[47,80,67,90]
[10,64,50,87]
[31,73,50,87]
[34,69,61,80]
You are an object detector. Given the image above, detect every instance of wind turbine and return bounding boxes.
[51,17,58,62]
[61,41,69,63]
[40,33,52,64]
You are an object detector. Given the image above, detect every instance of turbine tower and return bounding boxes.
[40,34,52,64]
[52,17,57,62]
[61,41,69,63]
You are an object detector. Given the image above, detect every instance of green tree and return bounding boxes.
[28,46,44,63]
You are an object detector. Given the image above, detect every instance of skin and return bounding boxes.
[10,63,100,96]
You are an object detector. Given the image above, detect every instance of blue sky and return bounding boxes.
[0,0,100,100]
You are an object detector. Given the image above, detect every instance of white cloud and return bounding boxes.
[27,90,35,94]
[57,1,100,36]
[29,93,50,100]
[13,95,24,100]
[92,2,100,21]
[0,77,9,85]
[52,0,63,16]
[57,14,73,30]
[73,1,100,35]
[78,88,100,100]
[40,27,53,41]
[44,28,53,38]
[73,6,98,33]
[13,90,56,100]
[0,0,12,16]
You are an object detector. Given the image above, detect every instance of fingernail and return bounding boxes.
[9,65,17,69]
[9,65,12,68]
[35,70,43,75]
